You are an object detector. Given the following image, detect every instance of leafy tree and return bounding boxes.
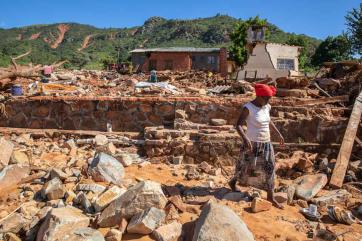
[346,3,362,55]
[229,16,268,66]
[311,35,352,66]
[286,35,310,70]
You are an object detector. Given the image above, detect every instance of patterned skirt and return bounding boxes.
[234,141,275,191]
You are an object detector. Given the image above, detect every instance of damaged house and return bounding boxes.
[238,26,301,80]
[130,47,228,76]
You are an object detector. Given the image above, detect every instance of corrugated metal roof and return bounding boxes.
[130,47,221,53]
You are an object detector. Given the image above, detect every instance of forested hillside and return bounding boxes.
[0,15,320,69]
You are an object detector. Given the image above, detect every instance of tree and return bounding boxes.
[229,16,268,66]
[311,35,352,66]
[346,3,362,55]
[286,35,310,70]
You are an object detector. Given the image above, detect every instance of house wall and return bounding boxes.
[141,52,191,72]
[191,53,219,71]
[131,53,147,68]
[244,43,275,69]
[266,43,300,71]
[238,43,299,80]
[132,48,228,77]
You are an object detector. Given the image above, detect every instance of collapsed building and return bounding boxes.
[0,51,361,241]
[238,26,302,81]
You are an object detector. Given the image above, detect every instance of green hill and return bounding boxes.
[0,15,321,69]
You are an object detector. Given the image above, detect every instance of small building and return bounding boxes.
[130,47,228,77]
[238,43,301,80]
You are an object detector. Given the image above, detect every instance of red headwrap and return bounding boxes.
[254,84,277,97]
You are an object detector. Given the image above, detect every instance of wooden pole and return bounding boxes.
[330,91,362,188]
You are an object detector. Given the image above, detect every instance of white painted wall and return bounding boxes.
[266,43,300,71]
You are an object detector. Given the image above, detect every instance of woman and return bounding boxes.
[230,83,284,209]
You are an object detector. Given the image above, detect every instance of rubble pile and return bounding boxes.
[0,124,359,241]
[0,61,361,240]
[314,62,362,100]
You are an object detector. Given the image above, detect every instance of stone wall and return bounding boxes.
[0,96,350,144]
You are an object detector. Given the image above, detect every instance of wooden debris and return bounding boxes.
[330,91,362,188]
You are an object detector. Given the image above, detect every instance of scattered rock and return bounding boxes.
[74,192,92,213]
[172,156,183,165]
[65,227,105,241]
[64,139,77,150]
[312,189,352,207]
[117,152,141,167]
[49,168,68,181]
[251,198,272,213]
[88,152,125,185]
[296,199,309,208]
[36,207,90,241]
[287,186,296,205]
[185,166,200,180]
[93,186,126,212]
[41,177,66,200]
[294,174,328,201]
[274,192,288,204]
[118,218,128,233]
[98,180,167,227]
[94,135,108,146]
[210,119,227,126]
[47,199,65,208]
[105,229,122,241]
[76,183,106,194]
[0,138,14,168]
[0,213,25,234]
[0,164,30,191]
[127,207,166,234]
[10,150,29,165]
[4,233,21,241]
[168,196,187,212]
[165,203,180,222]
[153,221,182,241]
[198,161,212,174]
[192,201,255,241]
[56,73,76,80]
[318,157,329,171]
[138,161,151,168]
[296,158,313,172]
[96,143,116,156]
[222,192,247,202]
[65,190,77,204]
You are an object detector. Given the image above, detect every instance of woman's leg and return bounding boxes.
[264,143,284,209]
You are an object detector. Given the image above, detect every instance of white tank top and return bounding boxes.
[244,102,271,142]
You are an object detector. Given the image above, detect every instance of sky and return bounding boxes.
[0,0,360,40]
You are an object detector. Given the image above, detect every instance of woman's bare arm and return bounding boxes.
[269,120,284,145]
[236,107,253,151]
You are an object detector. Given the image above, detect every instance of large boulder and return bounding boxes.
[294,174,328,201]
[36,207,90,241]
[0,164,30,191]
[192,201,255,241]
[98,181,167,227]
[88,152,125,185]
